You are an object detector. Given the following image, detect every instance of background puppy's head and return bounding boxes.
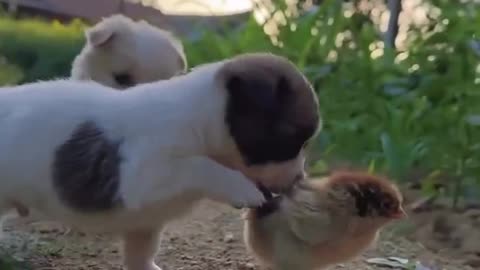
[71,14,186,89]
[215,53,321,192]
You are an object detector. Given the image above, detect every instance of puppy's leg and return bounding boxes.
[178,156,265,208]
[11,201,29,217]
[123,229,162,270]
[0,203,12,239]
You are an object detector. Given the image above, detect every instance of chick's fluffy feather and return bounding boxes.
[244,170,406,270]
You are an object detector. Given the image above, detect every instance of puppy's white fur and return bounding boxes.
[0,54,316,270]
[71,14,187,89]
[19,15,188,229]
[0,65,258,228]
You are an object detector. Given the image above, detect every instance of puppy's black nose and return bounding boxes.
[258,184,273,200]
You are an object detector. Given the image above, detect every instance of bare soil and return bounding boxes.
[0,200,474,270]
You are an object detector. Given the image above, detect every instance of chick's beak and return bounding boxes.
[390,207,408,219]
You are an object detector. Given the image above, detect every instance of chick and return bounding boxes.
[243,170,406,270]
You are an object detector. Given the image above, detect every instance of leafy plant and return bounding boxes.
[184,0,480,204]
[0,15,85,84]
[0,253,31,270]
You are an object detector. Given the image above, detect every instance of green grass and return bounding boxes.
[0,14,86,84]
[0,254,31,270]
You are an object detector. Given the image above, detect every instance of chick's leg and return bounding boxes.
[123,228,163,270]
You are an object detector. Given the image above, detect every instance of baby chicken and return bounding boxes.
[243,170,406,270]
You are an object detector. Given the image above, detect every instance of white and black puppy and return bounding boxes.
[12,14,188,232]
[71,14,187,89]
[0,53,320,270]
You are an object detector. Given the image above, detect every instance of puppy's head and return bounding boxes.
[71,15,186,89]
[215,53,321,192]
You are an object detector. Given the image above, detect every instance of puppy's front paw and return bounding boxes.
[227,173,265,209]
[126,262,162,270]
[147,264,162,270]
[187,156,266,208]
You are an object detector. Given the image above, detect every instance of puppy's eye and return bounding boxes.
[113,72,135,87]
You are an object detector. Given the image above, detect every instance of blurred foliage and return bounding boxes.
[183,0,480,205]
[0,252,31,270]
[0,0,480,205]
[0,14,85,84]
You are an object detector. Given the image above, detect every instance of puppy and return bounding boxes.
[0,53,320,270]
[71,14,187,89]
[14,15,187,224]
[244,170,406,270]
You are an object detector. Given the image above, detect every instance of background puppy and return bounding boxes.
[244,170,406,270]
[0,53,320,270]
[71,14,187,89]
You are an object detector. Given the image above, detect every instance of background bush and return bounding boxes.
[0,14,85,84]
[1,0,479,206]
[184,0,480,206]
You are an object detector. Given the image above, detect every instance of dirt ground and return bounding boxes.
[0,200,474,270]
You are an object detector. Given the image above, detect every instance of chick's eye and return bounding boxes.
[113,72,134,87]
[381,199,394,211]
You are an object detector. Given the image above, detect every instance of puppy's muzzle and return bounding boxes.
[269,172,305,194]
[231,174,304,210]
[259,172,305,198]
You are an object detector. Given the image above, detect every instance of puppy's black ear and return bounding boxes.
[226,74,290,113]
[276,75,293,104]
[226,75,276,112]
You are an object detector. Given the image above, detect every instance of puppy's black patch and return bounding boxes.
[225,75,317,165]
[52,121,124,212]
[346,183,398,218]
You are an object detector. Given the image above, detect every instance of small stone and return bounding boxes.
[87,252,98,258]
[464,209,480,219]
[180,254,194,261]
[465,257,480,268]
[224,232,235,243]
